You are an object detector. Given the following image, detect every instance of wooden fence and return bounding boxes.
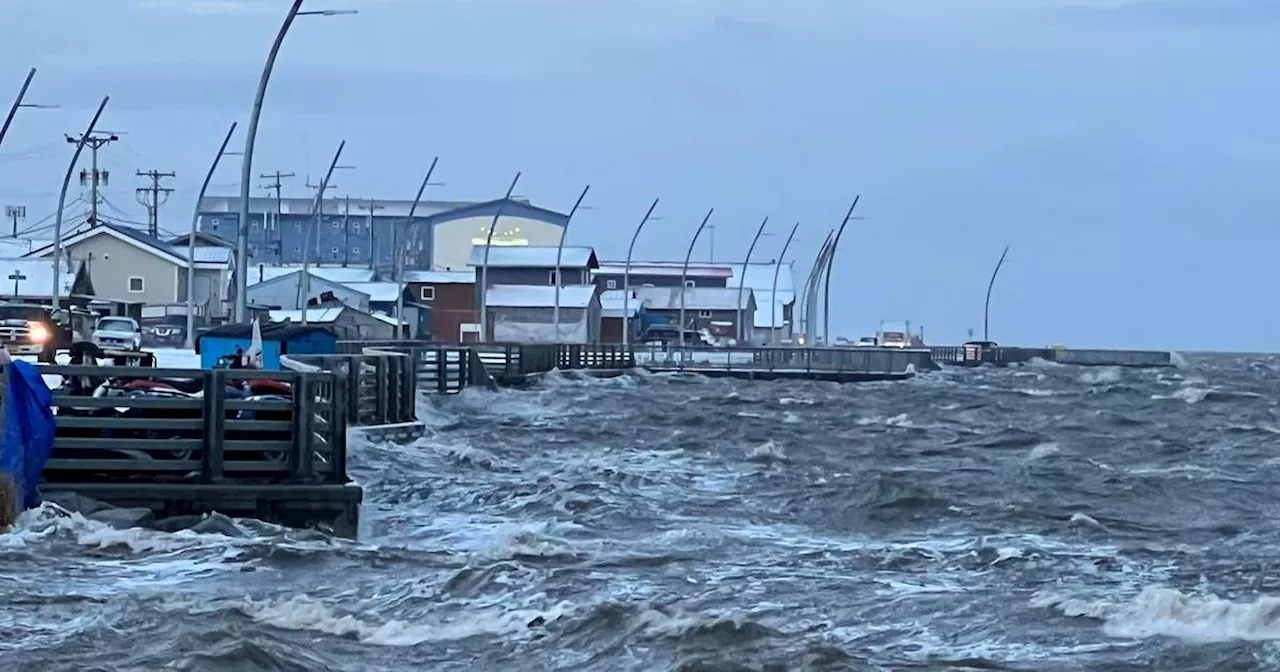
[4,364,348,485]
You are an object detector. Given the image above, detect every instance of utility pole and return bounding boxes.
[304,177,338,264]
[65,131,117,227]
[357,200,384,270]
[135,170,175,237]
[260,170,294,260]
[4,205,24,238]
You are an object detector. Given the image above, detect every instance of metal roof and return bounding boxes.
[467,245,597,269]
[402,269,475,284]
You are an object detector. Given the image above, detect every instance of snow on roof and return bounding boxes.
[402,269,474,284]
[0,258,77,297]
[726,261,795,327]
[268,307,345,324]
[344,282,400,303]
[485,284,596,309]
[629,286,753,311]
[600,289,647,318]
[594,261,733,278]
[467,245,597,269]
[256,265,377,284]
[371,311,406,326]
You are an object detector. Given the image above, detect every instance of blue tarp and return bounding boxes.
[0,360,56,510]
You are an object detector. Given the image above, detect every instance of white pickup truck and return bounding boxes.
[92,316,143,351]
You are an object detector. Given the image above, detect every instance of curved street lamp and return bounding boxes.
[983,245,1010,342]
[396,156,441,339]
[822,195,860,344]
[186,121,239,348]
[621,198,659,347]
[235,0,356,322]
[552,184,590,339]
[299,140,346,324]
[769,222,800,345]
[477,171,522,341]
[0,68,35,152]
[799,230,833,344]
[734,216,769,343]
[52,96,109,311]
[677,208,715,342]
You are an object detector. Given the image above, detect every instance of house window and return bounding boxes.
[331,246,340,259]
[333,220,341,229]
[209,218,220,231]
[685,280,696,288]
[420,286,435,301]
[548,270,558,285]
[353,246,361,255]
[698,310,712,318]
[127,276,144,293]
[606,279,617,290]
[293,246,301,255]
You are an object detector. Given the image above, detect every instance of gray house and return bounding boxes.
[593,261,733,291]
[246,270,373,312]
[26,224,234,317]
[485,285,601,343]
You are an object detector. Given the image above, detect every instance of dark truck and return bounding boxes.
[0,303,99,362]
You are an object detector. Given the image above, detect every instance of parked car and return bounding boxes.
[92,316,143,352]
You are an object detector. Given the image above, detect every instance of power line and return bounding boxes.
[135,169,175,237]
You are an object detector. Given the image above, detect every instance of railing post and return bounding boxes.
[201,368,225,482]
[346,357,361,424]
[374,356,389,424]
[330,370,348,482]
[290,372,314,480]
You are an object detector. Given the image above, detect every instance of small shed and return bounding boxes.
[196,322,338,369]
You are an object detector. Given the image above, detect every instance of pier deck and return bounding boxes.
[930,344,1173,368]
[340,341,932,391]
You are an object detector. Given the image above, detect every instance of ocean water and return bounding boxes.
[5,352,1280,670]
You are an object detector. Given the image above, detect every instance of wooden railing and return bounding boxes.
[6,365,349,485]
[632,345,928,375]
[285,351,417,425]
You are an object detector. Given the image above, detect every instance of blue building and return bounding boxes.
[196,196,571,275]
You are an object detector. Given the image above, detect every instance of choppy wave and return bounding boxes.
[5,352,1280,670]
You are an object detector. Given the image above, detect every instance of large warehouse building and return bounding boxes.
[196,195,569,273]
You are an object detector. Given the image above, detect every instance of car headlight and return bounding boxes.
[27,322,50,343]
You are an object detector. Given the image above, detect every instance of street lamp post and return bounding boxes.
[0,68,35,152]
[822,195,861,345]
[235,0,356,322]
[300,140,346,324]
[186,122,238,348]
[552,184,590,341]
[734,216,769,343]
[397,156,441,339]
[799,230,833,345]
[621,198,659,347]
[477,171,521,342]
[983,245,1010,342]
[677,208,715,342]
[769,222,800,345]
[52,96,109,311]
